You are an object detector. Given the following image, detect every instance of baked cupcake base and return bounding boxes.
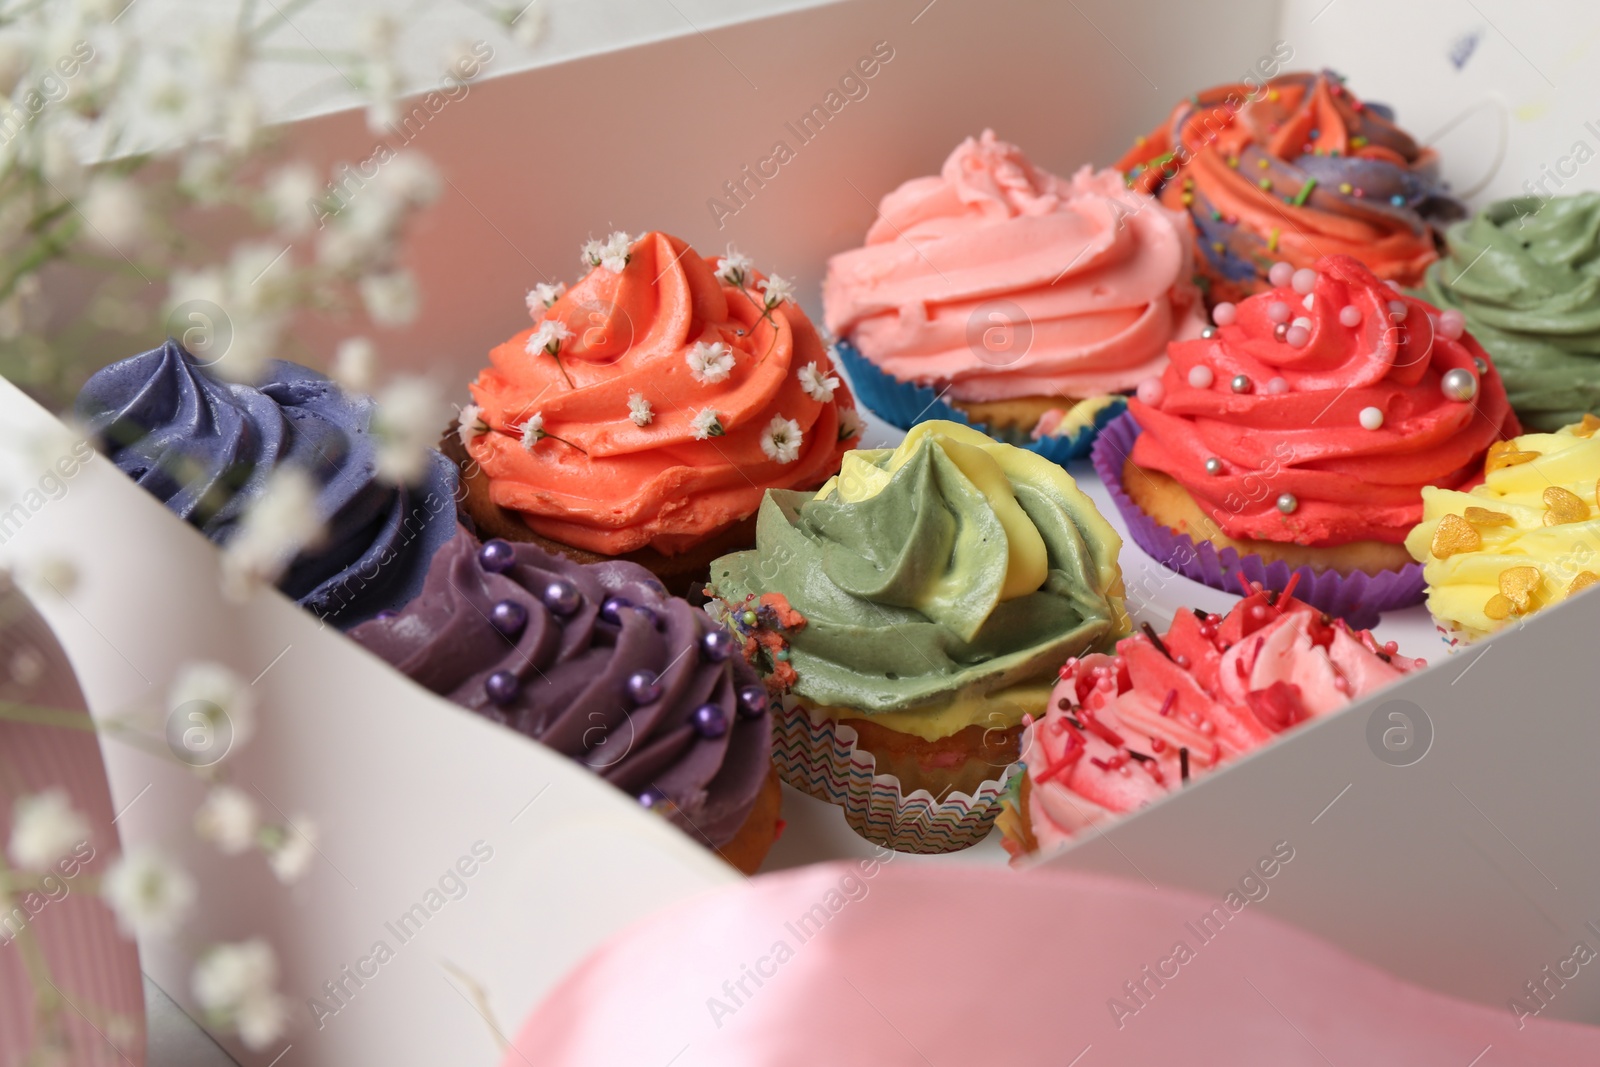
[710,766,784,875]
[442,425,755,599]
[1092,413,1425,627]
[833,339,1122,463]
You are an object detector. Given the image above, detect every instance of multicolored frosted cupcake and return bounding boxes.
[452,230,858,597]
[1420,194,1600,431]
[997,578,1422,859]
[349,526,782,874]
[1095,254,1519,625]
[1121,70,1461,306]
[822,130,1204,461]
[706,420,1128,853]
[76,339,459,628]
[1405,417,1600,641]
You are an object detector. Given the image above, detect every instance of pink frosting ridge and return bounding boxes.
[822,129,1205,400]
[1018,577,1421,856]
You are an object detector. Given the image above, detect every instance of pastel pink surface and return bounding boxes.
[0,581,145,1065]
[505,862,1599,1066]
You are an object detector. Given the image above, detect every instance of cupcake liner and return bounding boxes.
[1091,412,1426,628]
[771,698,1018,854]
[832,339,1121,463]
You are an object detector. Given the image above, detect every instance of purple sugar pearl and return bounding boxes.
[485,670,519,705]
[638,789,662,809]
[700,628,735,663]
[692,702,728,739]
[626,669,662,705]
[490,599,528,637]
[374,609,398,620]
[541,578,581,617]
[601,595,632,624]
[478,538,516,573]
[737,684,768,719]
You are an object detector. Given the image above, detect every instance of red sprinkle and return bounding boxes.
[1150,736,1168,753]
[1081,714,1126,748]
[1089,757,1113,772]
[1158,690,1178,717]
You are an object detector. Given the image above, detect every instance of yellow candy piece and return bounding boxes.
[1574,413,1600,438]
[1543,486,1589,525]
[1430,513,1481,559]
[1484,594,1514,620]
[1486,441,1540,472]
[1569,572,1600,597]
[1499,565,1542,612]
[1462,507,1513,527]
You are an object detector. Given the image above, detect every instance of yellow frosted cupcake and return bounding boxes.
[1405,415,1600,640]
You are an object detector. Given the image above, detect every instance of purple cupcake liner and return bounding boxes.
[1091,412,1425,629]
[832,339,1121,463]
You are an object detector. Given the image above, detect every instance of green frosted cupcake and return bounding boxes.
[1421,194,1600,431]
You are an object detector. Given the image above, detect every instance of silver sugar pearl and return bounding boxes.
[1273,323,1289,342]
[1440,367,1479,402]
[1204,457,1223,475]
[1474,356,1488,374]
[1201,326,1218,340]
[1276,492,1298,514]
[1230,374,1252,394]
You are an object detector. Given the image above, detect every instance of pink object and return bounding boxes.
[1268,261,1294,287]
[1211,301,1237,326]
[1439,308,1466,339]
[821,130,1204,399]
[1135,377,1164,406]
[502,862,1600,1065]
[1339,304,1363,327]
[1291,267,1317,294]
[0,578,145,1064]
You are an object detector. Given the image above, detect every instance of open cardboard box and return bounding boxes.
[4,0,1600,1061]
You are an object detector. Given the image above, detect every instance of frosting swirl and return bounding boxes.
[1129,255,1519,545]
[349,526,772,848]
[1120,71,1460,303]
[1016,582,1418,853]
[1404,418,1600,639]
[708,421,1128,717]
[1421,194,1600,431]
[466,231,854,556]
[76,340,459,627]
[821,131,1205,400]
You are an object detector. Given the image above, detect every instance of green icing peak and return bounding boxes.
[708,422,1127,716]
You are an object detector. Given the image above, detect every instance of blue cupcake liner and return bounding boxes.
[831,339,1123,463]
[1091,412,1425,629]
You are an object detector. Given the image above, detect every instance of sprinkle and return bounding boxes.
[1268,227,1280,252]
[1180,747,1190,782]
[1462,507,1512,527]
[1570,572,1600,596]
[1359,406,1383,430]
[1543,485,1589,525]
[1486,441,1540,472]
[1227,156,1239,169]
[1257,158,1270,169]
[1141,622,1172,660]
[1158,690,1177,718]
[1575,413,1600,438]
[1429,513,1480,558]
[1484,594,1514,621]
[1291,176,1318,206]
[1258,178,1274,191]
[1498,565,1542,612]
[1338,182,1353,195]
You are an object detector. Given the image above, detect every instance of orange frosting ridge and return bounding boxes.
[466,232,855,555]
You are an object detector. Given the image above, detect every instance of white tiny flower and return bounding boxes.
[798,361,839,402]
[508,0,546,47]
[102,849,197,938]
[8,790,90,872]
[383,151,441,205]
[264,818,318,884]
[527,318,572,355]
[80,176,147,252]
[265,164,321,237]
[526,282,566,315]
[331,337,377,393]
[760,415,803,464]
[691,408,725,440]
[22,555,80,598]
[457,403,489,449]
[193,939,276,1014]
[583,231,632,273]
[686,341,735,384]
[628,391,653,427]
[372,377,449,484]
[838,407,864,441]
[235,991,290,1050]
[195,786,259,855]
[167,661,257,755]
[715,248,754,287]
[520,413,545,451]
[221,467,326,601]
[759,274,795,309]
[222,91,260,154]
[360,271,419,327]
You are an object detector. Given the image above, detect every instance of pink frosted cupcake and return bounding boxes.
[997,576,1422,859]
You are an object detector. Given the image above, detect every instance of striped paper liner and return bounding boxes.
[0,579,145,1066]
[772,699,1018,854]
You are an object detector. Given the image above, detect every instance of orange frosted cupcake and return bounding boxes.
[451,231,859,594]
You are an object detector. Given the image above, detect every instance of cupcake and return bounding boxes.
[822,130,1204,461]
[1420,194,1600,431]
[1096,254,1519,625]
[452,230,857,597]
[76,339,459,628]
[705,420,1128,852]
[998,577,1422,859]
[1120,70,1461,306]
[349,526,782,874]
[1405,417,1600,641]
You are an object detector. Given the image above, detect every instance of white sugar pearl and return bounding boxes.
[1267,301,1292,324]
[1268,262,1294,287]
[1291,268,1317,294]
[1388,300,1409,322]
[1188,365,1215,389]
[1212,302,1237,326]
[1339,306,1362,327]
[1266,377,1290,394]
[1359,406,1384,430]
